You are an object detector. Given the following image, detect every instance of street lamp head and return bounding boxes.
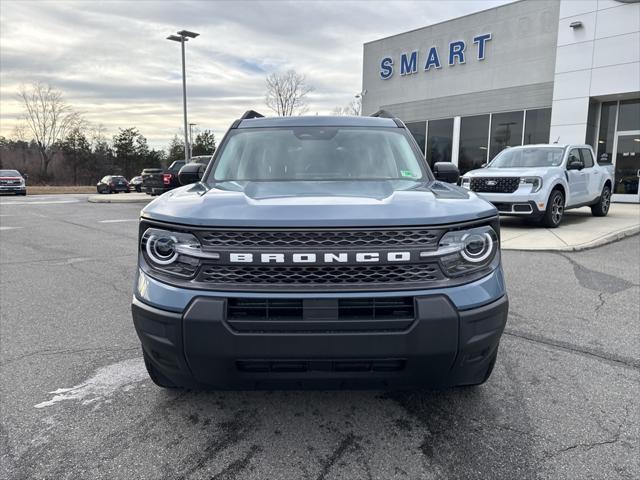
[178,30,199,38]
[166,35,184,42]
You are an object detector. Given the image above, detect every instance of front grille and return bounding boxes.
[470,177,520,193]
[227,297,415,332]
[196,228,441,249]
[198,263,444,288]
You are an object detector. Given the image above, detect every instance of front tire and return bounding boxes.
[591,184,611,217]
[143,351,179,389]
[541,189,565,228]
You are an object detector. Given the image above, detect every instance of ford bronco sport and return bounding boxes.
[132,111,509,389]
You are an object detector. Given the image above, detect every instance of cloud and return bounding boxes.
[0,0,512,148]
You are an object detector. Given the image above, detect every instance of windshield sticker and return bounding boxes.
[401,170,417,178]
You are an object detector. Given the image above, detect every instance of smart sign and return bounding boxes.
[379,33,492,80]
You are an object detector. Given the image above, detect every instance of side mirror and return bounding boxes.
[433,162,460,184]
[178,162,205,185]
[567,159,584,171]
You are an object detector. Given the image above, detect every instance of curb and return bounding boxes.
[87,194,152,204]
[502,225,640,252]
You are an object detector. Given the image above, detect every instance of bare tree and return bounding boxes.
[332,97,362,116]
[18,82,80,180]
[265,70,314,116]
[11,122,27,142]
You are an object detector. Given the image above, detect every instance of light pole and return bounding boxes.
[167,29,199,161]
[354,89,367,116]
[189,122,197,159]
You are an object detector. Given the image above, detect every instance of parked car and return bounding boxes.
[129,176,143,192]
[97,175,129,194]
[132,110,508,390]
[140,168,163,195]
[0,169,27,195]
[142,161,185,196]
[460,144,614,227]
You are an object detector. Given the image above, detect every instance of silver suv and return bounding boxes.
[461,144,614,227]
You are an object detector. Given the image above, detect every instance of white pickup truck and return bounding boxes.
[461,144,614,227]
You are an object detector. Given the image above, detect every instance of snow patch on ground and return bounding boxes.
[34,357,147,409]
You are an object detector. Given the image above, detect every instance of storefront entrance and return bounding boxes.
[612,131,640,203]
[596,98,640,204]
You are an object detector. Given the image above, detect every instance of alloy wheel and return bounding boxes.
[551,194,564,225]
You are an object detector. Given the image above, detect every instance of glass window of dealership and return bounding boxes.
[362,0,640,202]
[406,100,639,191]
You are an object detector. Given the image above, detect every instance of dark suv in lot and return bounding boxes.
[132,112,508,390]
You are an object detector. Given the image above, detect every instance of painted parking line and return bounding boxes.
[98,219,139,223]
[0,199,79,206]
[0,226,23,231]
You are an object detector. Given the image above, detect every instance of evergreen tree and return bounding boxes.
[60,127,92,185]
[167,135,185,163]
[112,127,149,178]
[192,130,216,156]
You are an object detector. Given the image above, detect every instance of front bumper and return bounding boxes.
[144,185,167,195]
[473,192,546,217]
[0,185,26,193]
[132,268,508,389]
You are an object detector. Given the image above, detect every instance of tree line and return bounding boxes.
[0,82,216,185]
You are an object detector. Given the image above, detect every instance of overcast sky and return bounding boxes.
[0,0,512,148]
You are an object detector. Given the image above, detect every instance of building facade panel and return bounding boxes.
[592,31,640,68]
[559,0,597,18]
[362,0,560,114]
[590,62,640,97]
[595,1,640,38]
[552,70,592,100]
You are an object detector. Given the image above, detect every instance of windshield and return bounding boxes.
[0,170,21,177]
[209,127,428,182]
[489,147,565,168]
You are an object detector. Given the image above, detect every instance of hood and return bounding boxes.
[464,167,559,178]
[142,180,497,227]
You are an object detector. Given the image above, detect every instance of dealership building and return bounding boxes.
[362,0,640,202]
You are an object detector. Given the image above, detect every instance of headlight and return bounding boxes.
[141,227,218,277]
[460,177,470,189]
[421,225,499,277]
[520,176,542,193]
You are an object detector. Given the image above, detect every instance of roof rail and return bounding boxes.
[370,109,395,119]
[240,110,265,120]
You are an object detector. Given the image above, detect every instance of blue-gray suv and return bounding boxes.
[132,111,509,389]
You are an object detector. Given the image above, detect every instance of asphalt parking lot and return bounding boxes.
[1,194,639,480]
